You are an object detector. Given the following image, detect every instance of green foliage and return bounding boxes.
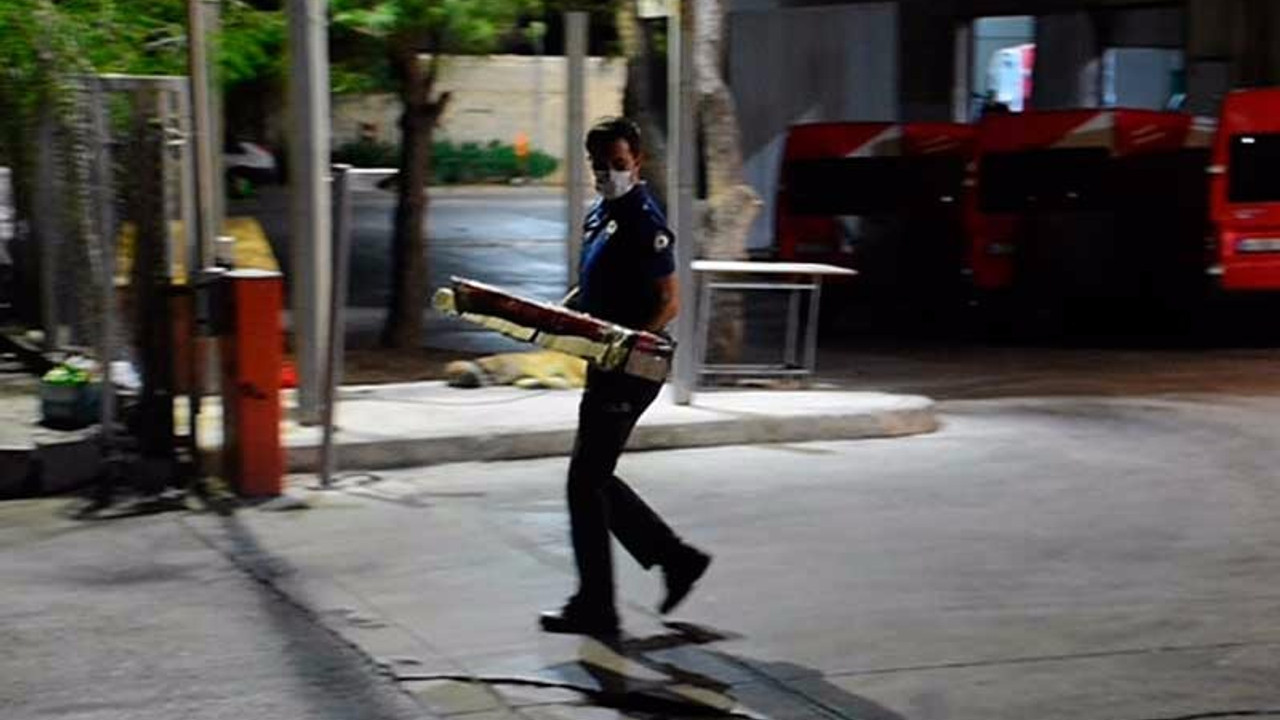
[0,0,282,97]
[333,138,402,168]
[0,0,281,234]
[434,139,558,183]
[526,148,558,179]
[332,137,559,184]
[53,0,186,77]
[330,0,537,94]
[331,65,395,95]
[218,1,287,87]
[0,1,89,171]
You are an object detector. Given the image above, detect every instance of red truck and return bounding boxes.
[775,122,976,329]
[968,109,1213,329]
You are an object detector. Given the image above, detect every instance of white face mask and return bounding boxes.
[595,169,636,200]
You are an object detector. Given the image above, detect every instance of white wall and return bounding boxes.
[329,55,626,183]
[729,3,900,251]
[971,16,1035,115]
[1103,48,1184,110]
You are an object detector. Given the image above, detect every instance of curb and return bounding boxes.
[278,399,939,473]
[1,433,102,499]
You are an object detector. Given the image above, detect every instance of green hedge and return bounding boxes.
[332,138,400,168]
[332,138,559,184]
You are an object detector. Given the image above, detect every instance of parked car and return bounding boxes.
[224,140,278,197]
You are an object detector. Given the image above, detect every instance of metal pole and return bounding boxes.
[288,0,332,425]
[319,164,351,488]
[532,22,546,161]
[35,107,58,351]
[205,0,225,237]
[156,91,178,280]
[694,278,713,387]
[331,171,354,395]
[784,288,800,367]
[671,0,698,404]
[88,79,118,449]
[0,169,11,304]
[565,11,588,289]
[176,84,200,282]
[187,0,218,271]
[804,280,823,375]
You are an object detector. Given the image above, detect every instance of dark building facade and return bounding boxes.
[728,0,1280,248]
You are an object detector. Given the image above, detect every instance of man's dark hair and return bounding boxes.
[586,117,642,157]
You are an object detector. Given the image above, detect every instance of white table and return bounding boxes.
[690,260,857,384]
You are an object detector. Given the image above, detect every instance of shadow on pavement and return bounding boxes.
[198,508,906,720]
[533,622,909,720]
[205,510,428,720]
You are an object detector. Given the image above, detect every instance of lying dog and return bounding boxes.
[445,350,587,390]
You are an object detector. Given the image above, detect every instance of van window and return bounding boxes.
[1229,134,1280,203]
[784,157,966,215]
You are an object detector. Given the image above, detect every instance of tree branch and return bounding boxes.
[424,52,442,93]
[426,90,452,123]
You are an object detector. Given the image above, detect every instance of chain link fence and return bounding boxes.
[16,76,195,368]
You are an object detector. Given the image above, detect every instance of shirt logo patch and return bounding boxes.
[654,232,672,251]
[604,220,618,237]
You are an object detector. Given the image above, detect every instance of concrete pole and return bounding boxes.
[287,0,332,425]
[670,0,697,405]
[565,12,588,289]
[187,0,218,270]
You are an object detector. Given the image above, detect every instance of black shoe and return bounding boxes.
[659,547,712,615]
[539,603,620,637]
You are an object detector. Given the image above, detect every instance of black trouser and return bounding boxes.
[567,367,683,612]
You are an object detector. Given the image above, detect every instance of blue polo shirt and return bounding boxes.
[577,183,676,330]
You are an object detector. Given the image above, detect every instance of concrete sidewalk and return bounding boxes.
[11,394,1280,719]
[196,383,937,473]
[0,499,435,720]
[178,395,1280,720]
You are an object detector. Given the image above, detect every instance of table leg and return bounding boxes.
[785,288,801,368]
[804,280,823,375]
[694,280,715,386]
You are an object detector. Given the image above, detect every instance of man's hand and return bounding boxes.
[646,274,679,332]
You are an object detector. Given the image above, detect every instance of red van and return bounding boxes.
[775,122,975,327]
[1208,88,1280,291]
[969,109,1212,325]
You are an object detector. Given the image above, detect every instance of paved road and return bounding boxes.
[232,184,1280,359]
[232,185,572,353]
[208,391,1280,720]
[9,354,1280,718]
[0,502,431,720]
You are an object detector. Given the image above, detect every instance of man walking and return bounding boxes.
[540,118,711,637]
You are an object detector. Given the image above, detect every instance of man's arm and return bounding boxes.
[646,274,679,332]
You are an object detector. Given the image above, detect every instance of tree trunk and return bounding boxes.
[693,0,761,366]
[694,0,760,257]
[616,2,669,205]
[381,50,448,349]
